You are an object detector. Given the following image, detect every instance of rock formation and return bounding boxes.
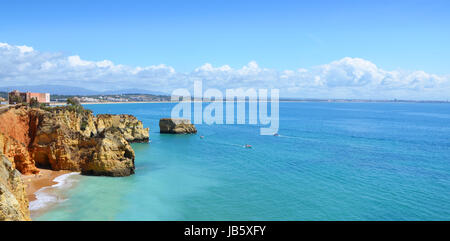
[0,106,41,175]
[0,104,149,220]
[159,118,197,134]
[0,105,149,177]
[96,114,150,142]
[0,154,30,221]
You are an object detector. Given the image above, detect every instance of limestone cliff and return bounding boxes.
[0,105,149,220]
[159,118,197,134]
[0,106,149,176]
[0,154,30,221]
[96,114,150,142]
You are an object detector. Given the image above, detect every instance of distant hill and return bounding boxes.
[103,88,168,96]
[0,85,168,96]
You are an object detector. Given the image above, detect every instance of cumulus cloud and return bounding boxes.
[0,42,449,100]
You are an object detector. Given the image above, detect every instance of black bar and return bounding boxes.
[1,221,448,240]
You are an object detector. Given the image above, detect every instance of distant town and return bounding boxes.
[0,90,171,106]
[50,93,171,104]
[0,90,448,107]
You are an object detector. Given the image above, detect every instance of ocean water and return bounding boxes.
[32,102,450,220]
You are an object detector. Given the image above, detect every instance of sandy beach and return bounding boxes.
[22,168,71,202]
[50,101,174,106]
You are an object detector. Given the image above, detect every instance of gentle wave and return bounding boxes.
[29,172,80,211]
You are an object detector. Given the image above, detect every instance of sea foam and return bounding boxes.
[29,172,80,211]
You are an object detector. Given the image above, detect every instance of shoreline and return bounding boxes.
[50,101,174,106]
[23,169,81,220]
[22,168,72,202]
[49,100,450,106]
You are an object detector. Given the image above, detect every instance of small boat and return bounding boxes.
[200,136,204,139]
[244,144,252,148]
[273,133,279,136]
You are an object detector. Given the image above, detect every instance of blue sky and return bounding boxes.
[0,0,449,99]
[1,0,449,73]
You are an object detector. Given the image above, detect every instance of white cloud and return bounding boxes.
[16,45,34,53]
[0,42,449,100]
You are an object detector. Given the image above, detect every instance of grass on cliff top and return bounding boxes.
[39,97,93,115]
[41,104,93,115]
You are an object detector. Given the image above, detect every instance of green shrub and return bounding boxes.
[67,97,81,106]
[39,97,92,115]
[29,98,40,108]
[80,119,88,131]
[9,95,23,104]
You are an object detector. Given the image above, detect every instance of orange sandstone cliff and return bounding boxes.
[0,105,149,220]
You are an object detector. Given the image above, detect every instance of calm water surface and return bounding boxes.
[33,102,450,220]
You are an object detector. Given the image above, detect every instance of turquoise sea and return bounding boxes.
[32,102,450,220]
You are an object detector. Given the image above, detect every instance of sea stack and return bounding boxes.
[159,118,197,134]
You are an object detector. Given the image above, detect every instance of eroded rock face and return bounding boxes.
[159,118,197,134]
[96,114,150,142]
[0,106,149,177]
[0,107,40,175]
[0,154,30,221]
[0,106,148,220]
[80,128,135,176]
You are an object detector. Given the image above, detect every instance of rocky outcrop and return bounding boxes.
[96,114,150,142]
[78,128,136,176]
[0,106,149,177]
[0,105,149,221]
[0,154,30,221]
[159,118,197,134]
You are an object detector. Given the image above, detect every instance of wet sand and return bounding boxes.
[22,168,71,202]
